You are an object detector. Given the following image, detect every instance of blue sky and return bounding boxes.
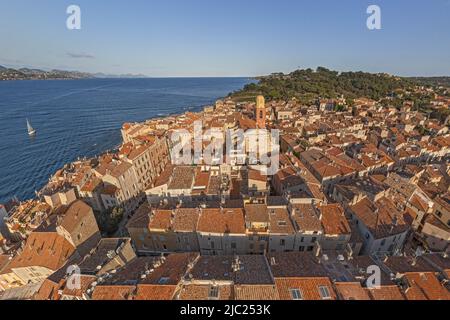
[0,0,449,77]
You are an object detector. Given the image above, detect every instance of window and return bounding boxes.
[318,286,331,300]
[280,239,286,246]
[270,257,277,265]
[290,288,303,300]
[209,286,219,300]
[158,277,169,284]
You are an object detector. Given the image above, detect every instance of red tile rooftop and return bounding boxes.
[275,277,336,300]
[290,203,323,233]
[319,203,351,235]
[268,207,295,234]
[244,204,269,224]
[149,210,172,231]
[172,208,200,232]
[234,285,279,300]
[179,284,233,300]
[134,284,177,300]
[197,208,246,234]
[4,231,75,272]
[141,252,198,286]
[248,169,267,182]
[267,252,327,278]
[91,285,135,300]
[334,282,371,300]
[365,286,405,300]
[402,272,450,300]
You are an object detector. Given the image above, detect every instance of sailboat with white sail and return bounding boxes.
[27,118,36,136]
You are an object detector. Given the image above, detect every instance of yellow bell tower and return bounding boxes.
[256,95,266,129]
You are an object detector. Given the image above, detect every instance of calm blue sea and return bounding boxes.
[0,78,251,203]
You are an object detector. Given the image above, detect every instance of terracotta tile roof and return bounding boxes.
[189,255,273,285]
[109,162,133,178]
[127,144,151,161]
[290,203,323,233]
[168,167,195,190]
[349,197,409,239]
[91,285,135,300]
[5,232,76,272]
[141,253,198,285]
[59,200,95,235]
[248,169,267,182]
[178,284,233,300]
[275,277,336,300]
[153,165,174,187]
[126,202,151,229]
[268,207,295,234]
[267,252,327,278]
[101,184,118,196]
[334,282,371,300]
[234,285,279,300]
[149,210,172,231]
[234,255,274,285]
[172,208,200,232]
[33,279,61,300]
[80,177,102,192]
[105,257,158,286]
[192,169,210,190]
[61,275,96,298]
[421,253,450,272]
[134,284,177,300]
[189,256,234,282]
[197,208,246,234]
[402,272,450,300]
[365,286,405,300]
[383,256,436,274]
[78,238,135,274]
[244,204,269,224]
[319,203,351,235]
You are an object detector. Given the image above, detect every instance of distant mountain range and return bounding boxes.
[0,65,148,81]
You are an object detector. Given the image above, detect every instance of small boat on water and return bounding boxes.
[27,118,36,136]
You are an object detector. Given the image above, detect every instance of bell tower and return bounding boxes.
[255,95,266,129]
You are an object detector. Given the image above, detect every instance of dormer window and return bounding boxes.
[290,288,303,300]
[208,286,219,300]
[318,286,331,300]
